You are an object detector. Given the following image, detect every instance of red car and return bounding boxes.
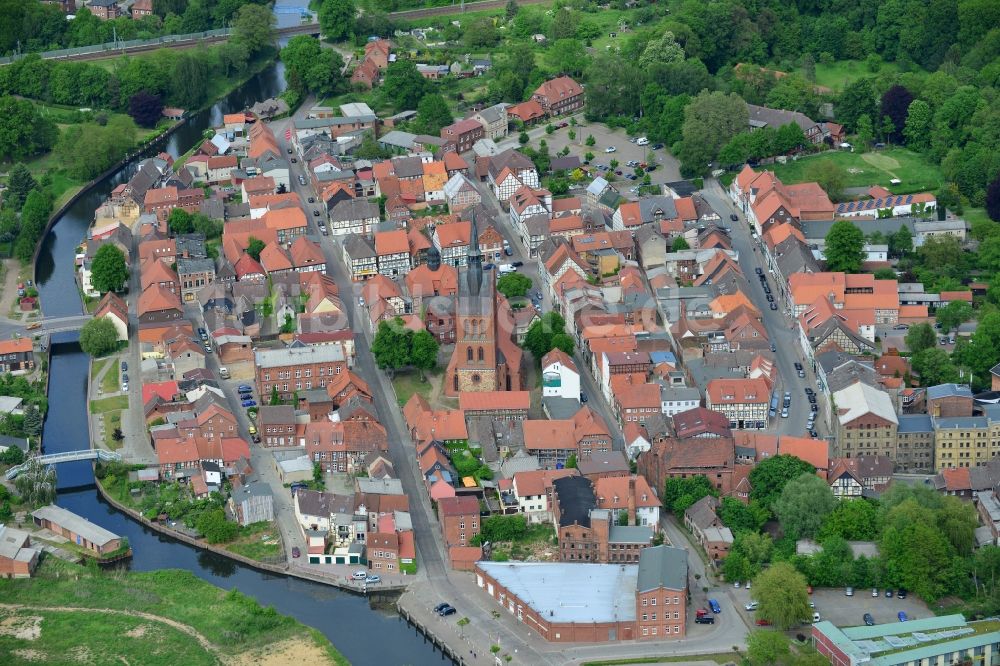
[755,619,772,626]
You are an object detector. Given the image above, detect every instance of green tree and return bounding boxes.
[880,499,955,599]
[371,317,413,375]
[195,508,239,544]
[246,236,265,262]
[747,630,791,666]
[585,135,596,147]
[904,322,937,354]
[523,311,569,359]
[774,472,836,540]
[0,96,58,161]
[409,329,439,379]
[78,317,119,357]
[551,333,574,355]
[904,99,933,151]
[4,164,37,211]
[749,454,816,510]
[497,273,532,299]
[807,160,848,202]
[168,208,193,235]
[232,3,275,55]
[676,91,749,176]
[855,114,874,150]
[938,495,978,556]
[13,456,56,508]
[754,562,810,630]
[639,31,684,68]
[724,531,773,582]
[415,93,453,135]
[670,236,689,251]
[319,0,355,42]
[546,39,588,77]
[718,497,769,534]
[463,17,499,48]
[22,403,42,438]
[911,347,960,386]
[837,79,879,133]
[548,8,578,40]
[381,61,427,110]
[270,385,281,406]
[819,498,879,541]
[90,243,129,294]
[518,131,529,145]
[889,226,913,257]
[663,475,716,515]
[936,300,973,332]
[565,453,577,469]
[505,0,519,19]
[281,36,346,98]
[823,220,864,272]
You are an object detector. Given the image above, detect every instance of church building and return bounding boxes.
[444,215,524,396]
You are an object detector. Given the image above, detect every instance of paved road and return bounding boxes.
[0,314,92,341]
[700,180,825,438]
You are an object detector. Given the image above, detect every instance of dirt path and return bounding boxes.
[0,258,22,318]
[0,603,217,656]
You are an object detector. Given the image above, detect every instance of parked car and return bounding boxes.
[744,601,758,611]
[512,261,524,268]
[769,302,778,310]
[313,210,321,217]
[433,603,451,613]
[241,399,257,408]
[898,611,908,622]
[292,547,300,558]
[794,362,803,371]
[204,344,213,353]
[731,213,739,222]
[580,393,588,403]
[307,197,315,203]
[652,143,665,150]
[695,615,715,624]
[873,588,879,597]
[238,385,253,392]
[755,618,771,626]
[766,294,774,303]
[483,263,494,270]
[120,361,127,372]
[366,574,381,584]
[198,327,207,339]
[755,267,763,275]
[248,424,257,435]
[708,599,721,613]
[439,606,457,617]
[813,612,821,622]
[604,146,617,153]
[864,613,875,626]
[845,587,854,596]
[885,589,893,598]
[898,589,907,599]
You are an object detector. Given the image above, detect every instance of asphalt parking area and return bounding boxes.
[809,588,930,628]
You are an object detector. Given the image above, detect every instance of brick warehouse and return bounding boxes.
[474,545,688,643]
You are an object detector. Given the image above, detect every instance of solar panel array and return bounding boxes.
[836,195,917,214]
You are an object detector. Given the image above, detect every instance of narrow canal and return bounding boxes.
[31,32,447,666]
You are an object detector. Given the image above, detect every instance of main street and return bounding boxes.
[700,179,824,438]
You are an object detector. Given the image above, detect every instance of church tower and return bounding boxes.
[446,213,499,395]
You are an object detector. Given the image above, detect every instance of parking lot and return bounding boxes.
[732,585,931,630]
[519,122,683,190]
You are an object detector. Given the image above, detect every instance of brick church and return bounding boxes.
[444,215,524,396]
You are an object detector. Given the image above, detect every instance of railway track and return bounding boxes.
[389,0,552,19]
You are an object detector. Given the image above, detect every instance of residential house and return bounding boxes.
[472,103,508,139]
[374,229,412,278]
[433,221,472,267]
[255,343,349,401]
[441,118,484,153]
[833,381,899,461]
[343,234,378,281]
[705,378,770,430]
[329,199,380,236]
[683,495,734,563]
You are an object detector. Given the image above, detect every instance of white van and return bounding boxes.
[219,367,230,379]
[636,137,649,146]
[498,263,516,275]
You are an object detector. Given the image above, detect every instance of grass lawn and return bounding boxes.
[0,558,347,664]
[792,59,902,92]
[768,148,943,194]
[225,522,283,562]
[391,370,434,407]
[99,362,120,395]
[0,606,218,666]
[89,395,129,414]
[90,358,109,385]
[99,410,124,451]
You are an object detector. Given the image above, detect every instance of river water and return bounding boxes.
[32,38,447,666]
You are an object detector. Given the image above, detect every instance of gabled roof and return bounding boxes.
[138,284,182,315]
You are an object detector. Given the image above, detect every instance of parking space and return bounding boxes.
[525,122,682,187]
[811,588,930,628]
[731,585,930,630]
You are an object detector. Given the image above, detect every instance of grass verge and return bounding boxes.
[0,558,346,664]
[89,395,129,414]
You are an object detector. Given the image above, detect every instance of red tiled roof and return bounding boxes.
[459,391,530,412]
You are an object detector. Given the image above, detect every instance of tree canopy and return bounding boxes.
[90,244,129,294]
[823,220,865,273]
[523,311,573,359]
[79,317,119,357]
[749,454,816,511]
[497,273,532,299]
[754,562,810,630]
[774,472,837,540]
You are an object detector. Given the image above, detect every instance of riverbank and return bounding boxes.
[92,471,408,595]
[0,558,348,665]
